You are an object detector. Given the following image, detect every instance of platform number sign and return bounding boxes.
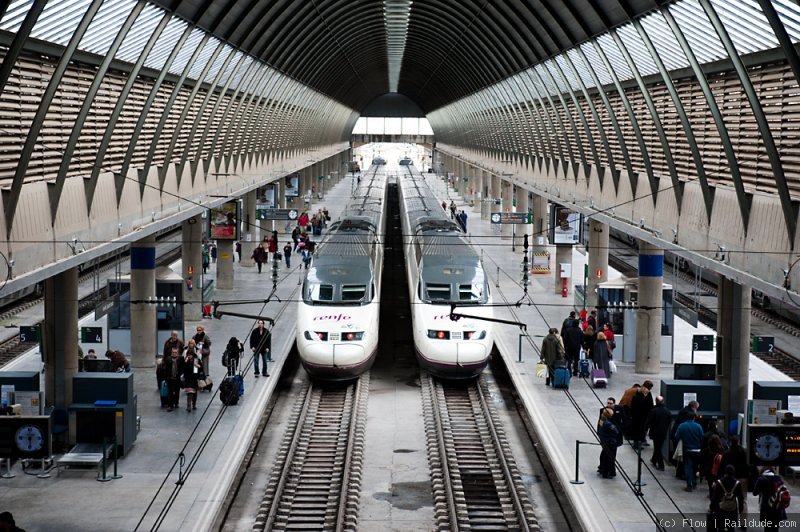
[19,326,40,343]
[692,335,714,351]
[752,336,775,354]
[80,327,103,344]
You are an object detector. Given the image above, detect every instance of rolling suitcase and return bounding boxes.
[591,368,608,388]
[552,366,570,389]
[219,375,243,406]
[578,359,591,378]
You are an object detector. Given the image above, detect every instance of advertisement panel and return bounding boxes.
[209,201,238,240]
[284,174,299,197]
[549,205,581,245]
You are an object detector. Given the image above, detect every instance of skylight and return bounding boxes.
[384,0,412,93]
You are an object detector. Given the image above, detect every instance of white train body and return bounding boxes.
[296,165,387,380]
[398,166,494,379]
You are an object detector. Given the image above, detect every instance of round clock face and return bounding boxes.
[491,213,501,223]
[15,424,44,453]
[754,433,781,461]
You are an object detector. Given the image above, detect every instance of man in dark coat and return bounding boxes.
[539,328,564,386]
[645,395,671,470]
[250,320,271,377]
[630,380,655,447]
[598,407,623,479]
[561,319,584,377]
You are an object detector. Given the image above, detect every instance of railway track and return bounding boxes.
[255,373,370,531]
[421,372,538,531]
[609,253,800,380]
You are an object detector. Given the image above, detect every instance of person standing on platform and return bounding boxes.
[719,436,750,514]
[210,243,217,264]
[561,318,583,377]
[630,380,654,448]
[753,467,790,531]
[670,400,699,468]
[591,331,612,377]
[163,330,184,359]
[561,311,576,336]
[449,200,457,220]
[193,325,212,378]
[674,412,704,492]
[441,200,447,211]
[598,407,623,479]
[298,211,309,231]
[291,227,300,252]
[582,325,596,362]
[181,349,202,412]
[162,347,183,412]
[619,383,640,438]
[252,243,267,273]
[602,323,615,353]
[458,210,468,232]
[645,395,671,471]
[539,328,564,387]
[250,320,270,378]
[235,241,242,263]
[202,246,210,274]
[224,337,243,376]
[283,242,293,268]
[709,464,745,530]
[587,310,597,331]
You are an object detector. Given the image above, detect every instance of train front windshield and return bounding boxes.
[303,262,373,305]
[419,263,488,305]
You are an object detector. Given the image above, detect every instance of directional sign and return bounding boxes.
[692,334,714,351]
[257,208,299,221]
[19,326,40,343]
[490,212,531,224]
[752,336,775,354]
[80,327,103,344]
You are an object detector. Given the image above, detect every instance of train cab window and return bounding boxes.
[459,284,483,302]
[307,283,334,302]
[342,285,367,302]
[425,283,451,301]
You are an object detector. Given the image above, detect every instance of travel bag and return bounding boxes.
[552,366,570,389]
[591,368,608,388]
[578,359,591,378]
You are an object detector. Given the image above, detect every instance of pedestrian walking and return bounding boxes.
[162,347,182,412]
[539,328,564,387]
[193,325,212,379]
[458,210,468,232]
[449,200,457,220]
[598,407,623,479]
[252,243,267,273]
[223,337,243,377]
[181,350,202,411]
[283,242,292,268]
[674,412,704,492]
[645,395,671,470]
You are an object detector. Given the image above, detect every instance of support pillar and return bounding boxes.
[554,245,572,295]
[241,191,256,267]
[473,172,483,213]
[501,180,513,240]
[516,185,529,251]
[182,216,203,321]
[43,267,78,409]
[636,241,663,374]
[532,194,548,245]
[216,240,235,289]
[586,219,609,310]
[480,171,491,220]
[717,277,751,422]
[490,174,500,223]
[130,236,157,368]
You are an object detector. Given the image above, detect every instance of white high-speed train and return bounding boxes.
[296,165,388,380]
[398,166,494,379]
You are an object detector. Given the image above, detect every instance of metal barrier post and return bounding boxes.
[571,440,584,485]
[111,436,122,480]
[518,334,524,363]
[634,444,646,493]
[1,458,15,478]
[97,438,111,482]
[496,266,500,288]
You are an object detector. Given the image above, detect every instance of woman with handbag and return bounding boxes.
[193,326,212,379]
[592,331,612,378]
[181,350,203,412]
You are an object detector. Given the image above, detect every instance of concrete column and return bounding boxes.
[501,180,513,239]
[490,174,500,224]
[216,240,235,289]
[473,171,483,213]
[43,267,78,409]
[636,241,664,374]
[480,171,491,220]
[130,235,157,368]
[532,194,548,245]
[182,216,203,321]
[516,185,529,252]
[554,245,572,295]
[242,191,256,267]
[717,277,751,422]
[586,219,609,310]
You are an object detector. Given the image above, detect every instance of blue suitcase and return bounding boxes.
[552,366,570,389]
[579,359,591,378]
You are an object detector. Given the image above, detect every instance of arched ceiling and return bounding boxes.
[150,0,665,112]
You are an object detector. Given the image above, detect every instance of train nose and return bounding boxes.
[455,342,487,364]
[303,343,365,367]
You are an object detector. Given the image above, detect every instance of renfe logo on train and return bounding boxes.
[313,314,352,322]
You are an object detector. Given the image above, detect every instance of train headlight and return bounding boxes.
[341,332,364,341]
[464,330,487,340]
[316,331,329,341]
[427,330,450,340]
[304,331,328,341]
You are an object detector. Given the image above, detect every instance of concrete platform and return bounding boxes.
[431,173,792,531]
[0,175,354,531]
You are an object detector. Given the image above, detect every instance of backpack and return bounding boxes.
[769,478,791,511]
[718,480,739,512]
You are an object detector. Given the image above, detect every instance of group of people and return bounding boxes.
[157,327,212,412]
[441,200,468,232]
[539,309,616,384]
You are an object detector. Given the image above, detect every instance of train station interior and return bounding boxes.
[1,0,800,530]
